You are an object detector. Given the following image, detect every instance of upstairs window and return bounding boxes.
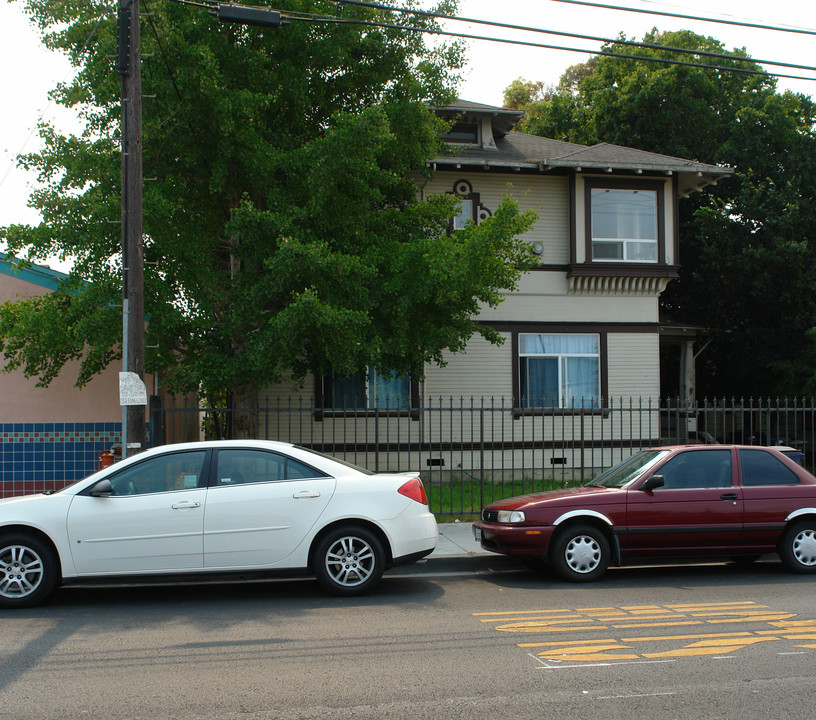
[519,333,600,409]
[591,188,658,262]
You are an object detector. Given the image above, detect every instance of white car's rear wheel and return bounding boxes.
[313,526,385,596]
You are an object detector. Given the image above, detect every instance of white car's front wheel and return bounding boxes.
[313,526,385,596]
[0,534,60,609]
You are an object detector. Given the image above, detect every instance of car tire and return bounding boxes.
[779,520,816,574]
[313,526,386,596]
[549,523,610,582]
[0,533,60,609]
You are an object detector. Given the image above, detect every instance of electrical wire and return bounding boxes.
[550,0,816,37]
[331,0,816,74]
[165,0,816,81]
[282,12,816,82]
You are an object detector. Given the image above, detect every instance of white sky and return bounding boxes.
[1,0,815,243]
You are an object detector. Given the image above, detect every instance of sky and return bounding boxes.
[1,0,815,248]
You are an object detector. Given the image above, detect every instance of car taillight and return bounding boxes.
[398,477,428,505]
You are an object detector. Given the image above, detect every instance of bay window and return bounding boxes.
[583,179,666,266]
[591,188,658,262]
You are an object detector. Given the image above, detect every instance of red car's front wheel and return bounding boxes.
[780,520,816,574]
[549,524,610,582]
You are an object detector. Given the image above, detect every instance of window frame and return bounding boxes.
[213,448,329,486]
[583,178,667,267]
[448,179,492,234]
[315,370,420,419]
[87,449,212,496]
[517,332,602,410]
[497,325,617,416]
[443,121,480,144]
[739,449,802,486]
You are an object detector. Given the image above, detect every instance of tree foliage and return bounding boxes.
[508,29,816,397]
[1,0,536,402]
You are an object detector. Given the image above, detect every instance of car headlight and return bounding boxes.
[497,510,525,523]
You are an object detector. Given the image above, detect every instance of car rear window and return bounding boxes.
[739,449,801,486]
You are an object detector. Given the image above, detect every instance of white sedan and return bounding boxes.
[0,440,438,608]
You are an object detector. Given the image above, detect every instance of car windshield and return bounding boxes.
[585,450,669,489]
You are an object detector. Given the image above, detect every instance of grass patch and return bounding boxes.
[428,476,583,519]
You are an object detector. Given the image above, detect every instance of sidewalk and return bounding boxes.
[398,520,525,574]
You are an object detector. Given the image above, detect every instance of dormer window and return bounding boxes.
[444,121,479,144]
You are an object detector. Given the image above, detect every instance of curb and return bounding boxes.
[392,553,526,576]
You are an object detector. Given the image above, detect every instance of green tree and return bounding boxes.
[1,0,536,416]
[508,29,816,397]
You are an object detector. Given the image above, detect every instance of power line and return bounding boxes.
[282,12,816,82]
[550,0,816,37]
[330,0,816,75]
[164,0,816,81]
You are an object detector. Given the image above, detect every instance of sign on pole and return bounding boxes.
[119,372,148,406]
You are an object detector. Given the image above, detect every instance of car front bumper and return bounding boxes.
[473,521,556,557]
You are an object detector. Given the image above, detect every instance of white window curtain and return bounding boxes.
[331,369,410,409]
[520,334,600,408]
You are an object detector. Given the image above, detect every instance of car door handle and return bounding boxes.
[720,493,738,500]
[171,501,201,510]
[293,490,321,499]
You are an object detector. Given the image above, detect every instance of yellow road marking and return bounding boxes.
[665,602,765,610]
[610,621,704,629]
[622,632,754,642]
[644,637,778,658]
[476,602,816,663]
[497,623,607,634]
[472,609,574,616]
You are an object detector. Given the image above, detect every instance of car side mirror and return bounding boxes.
[90,479,114,497]
[641,475,665,492]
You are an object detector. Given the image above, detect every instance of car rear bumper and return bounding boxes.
[388,509,438,561]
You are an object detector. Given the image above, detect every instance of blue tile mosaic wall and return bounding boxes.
[0,422,121,497]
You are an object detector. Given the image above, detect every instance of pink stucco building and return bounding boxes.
[1,254,123,496]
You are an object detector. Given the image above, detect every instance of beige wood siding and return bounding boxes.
[607,333,660,400]
[423,333,512,402]
[420,172,570,264]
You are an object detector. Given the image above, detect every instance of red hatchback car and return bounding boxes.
[473,445,816,582]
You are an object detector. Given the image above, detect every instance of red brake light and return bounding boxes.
[398,477,428,505]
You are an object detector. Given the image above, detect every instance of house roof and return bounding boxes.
[0,252,68,292]
[432,101,732,195]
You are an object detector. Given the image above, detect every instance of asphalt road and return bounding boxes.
[2,561,816,720]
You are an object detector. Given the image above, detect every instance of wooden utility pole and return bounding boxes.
[117,0,145,457]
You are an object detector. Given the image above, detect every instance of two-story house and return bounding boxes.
[252,100,730,477]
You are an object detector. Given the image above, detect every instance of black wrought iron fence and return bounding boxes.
[154,395,816,517]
